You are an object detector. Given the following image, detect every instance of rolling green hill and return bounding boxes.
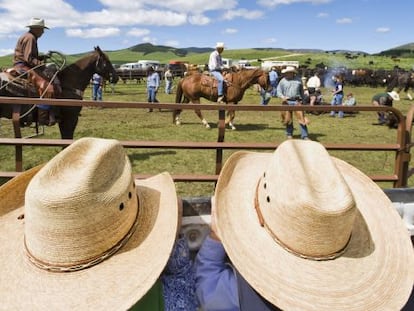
[1,43,414,70]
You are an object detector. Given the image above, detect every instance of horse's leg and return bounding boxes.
[194,100,210,129]
[225,104,236,130]
[58,106,81,139]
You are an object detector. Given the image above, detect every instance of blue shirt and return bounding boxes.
[195,236,239,311]
[92,73,102,85]
[269,70,278,83]
[147,72,160,88]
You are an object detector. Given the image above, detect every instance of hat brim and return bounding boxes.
[0,170,178,310]
[215,151,414,310]
[26,25,49,29]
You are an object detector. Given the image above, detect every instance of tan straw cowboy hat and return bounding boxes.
[26,17,49,29]
[0,137,178,310]
[281,66,297,74]
[214,139,414,310]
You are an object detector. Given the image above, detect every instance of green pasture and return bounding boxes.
[1,79,413,197]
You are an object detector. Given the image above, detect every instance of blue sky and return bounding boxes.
[0,0,411,56]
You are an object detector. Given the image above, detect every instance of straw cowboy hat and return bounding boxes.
[388,90,400,101]
[214,139,414,310]
[26,17,49,29]
[0,137,178,310]
[281,66,297,74]
[216,42,225,49]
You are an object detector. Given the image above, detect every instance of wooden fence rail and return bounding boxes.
[0,97,413,187]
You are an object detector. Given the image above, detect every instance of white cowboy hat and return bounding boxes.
[214,139,414,310]
[26,17,49,29]
[388,90,400,101]
[216,42,225,49]
[0,137,178,310]
[281,66,297,74]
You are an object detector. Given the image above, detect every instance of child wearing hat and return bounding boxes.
[195,139,414,310]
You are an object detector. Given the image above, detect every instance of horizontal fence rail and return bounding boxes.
[0,97,413,187]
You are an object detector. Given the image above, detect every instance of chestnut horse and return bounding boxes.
[174,68,270,130]
[0,46,118,139]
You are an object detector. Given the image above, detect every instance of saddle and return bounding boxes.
[200,71,233,91]
[1,65,60,98]
[0,70,39,97]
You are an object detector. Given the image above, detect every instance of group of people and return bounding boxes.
[1,136,413,310]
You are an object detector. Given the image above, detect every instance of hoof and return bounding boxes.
[174,117,181,125]
[229,123,236,130]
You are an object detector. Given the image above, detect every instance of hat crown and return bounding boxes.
[257,140,356,259]
[216,42,225,48]
[26,17,48,28]
[24,138,138,270]
[281,66,296,74]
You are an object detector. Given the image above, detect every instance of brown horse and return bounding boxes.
[0,46,118,139]
[174,68,270,130]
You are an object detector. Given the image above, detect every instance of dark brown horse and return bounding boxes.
[174,68,270,130]
[0,46,119,139]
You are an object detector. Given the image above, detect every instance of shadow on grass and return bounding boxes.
[207,123,285,131]
[129,150,177,162]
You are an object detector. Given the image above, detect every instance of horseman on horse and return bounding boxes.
[10,17,61,125]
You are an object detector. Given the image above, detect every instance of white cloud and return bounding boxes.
[165,40,179,47]
[224,28,238,34]
[376,27,390,33]
[222,9,264,20]
[257,0,332,8]
[66,27,120,38]
[0,48,14,56]
[142,36,157,45]
[126,28,151,37]
[263,37,277,44]
[188,14,211,25]
[336,18,352,24]
[317,12,329,18]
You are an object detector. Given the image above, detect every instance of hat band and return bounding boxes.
[24,195,140,273]
[254,178,351,261]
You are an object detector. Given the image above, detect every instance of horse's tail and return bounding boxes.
[173,79,184,123]
[175,79,183,103]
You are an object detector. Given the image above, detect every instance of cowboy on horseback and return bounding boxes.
[13,17,59,125]
[208,42,226,103]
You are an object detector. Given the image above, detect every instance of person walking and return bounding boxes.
[146,66,160,112]
[276,66,310,140]
[164,67,173,94]
[269,66,279,97]
[330,74,344,118]
[208,42,225,103]
[91,73,103,101]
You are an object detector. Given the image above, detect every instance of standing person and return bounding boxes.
[269,66,279,97]
[330,74,344,118]
[195,139,414,311]
[0,137,198,311]
[372,91,400,124]
[208,42,225,103]
[14,17,57,125]
[306,70,321,106]
[146,66,160,112]
[91,73,103,101]
[164,67,173,94]
[276,66,310,140]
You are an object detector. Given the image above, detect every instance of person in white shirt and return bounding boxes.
[306,71,321,106]
[208,42,225,103]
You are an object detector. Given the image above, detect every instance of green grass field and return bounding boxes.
[1,78,413,197]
